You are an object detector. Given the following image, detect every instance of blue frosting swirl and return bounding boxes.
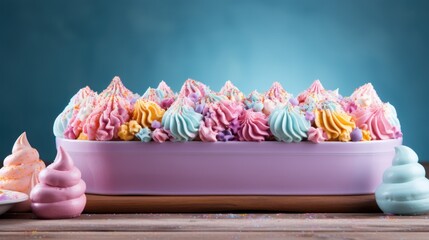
[375,146,429,215]
[53,103,74,137]
[268,105,310,142]
[162,101,203,142]
[136,127,152,142]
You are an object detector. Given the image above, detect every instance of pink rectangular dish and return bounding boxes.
[56,138,402,195]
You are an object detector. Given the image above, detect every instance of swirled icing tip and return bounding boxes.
[12,132,31,153]
[157,80,168,89]
[50,147,74,171]
[308,79,325,93]
[220,80,235,92]
[99,76,134,100]
[265,82,290,102]
[351,83,383,107]
[393,146,419,166]
[157,81,175,95]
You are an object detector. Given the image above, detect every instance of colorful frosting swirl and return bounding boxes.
[314,101,355,141]
[202,100,243,132]
[99,76,135,104]
[297,80,325,103]
[53,86,95,138]
[237,109,270,141]
[31,147,86,219]
[201,92,228,104]
[142,81,176,108]
[244,90,265,112]
[54,78,402,143]
[307,127,327,143]
[265,82,291,103]
[352,103,402,140]
[198,121,218,142]
[219,80,245,103]
[162,97,203,141]
[179,79,210,101]
[63,90,98,139]
[0,133,45,212]
[152,128,170,143]
[269,105,310,142]
[132,99,165,129]
[350,83,383,108]
[84,96,131,141]
[376,146,429,215]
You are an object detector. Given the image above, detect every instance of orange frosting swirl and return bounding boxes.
[132,99,165,128]
[315,109,355,141]
[0,132,45,211]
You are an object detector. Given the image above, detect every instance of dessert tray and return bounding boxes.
[57,137,402,196]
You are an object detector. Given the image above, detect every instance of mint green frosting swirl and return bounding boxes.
[268,105,310,142]
[53,103,74,137]
[162,101,203,142]
[375,146,429,215]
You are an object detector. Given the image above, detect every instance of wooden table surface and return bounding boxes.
[1,213,429,239]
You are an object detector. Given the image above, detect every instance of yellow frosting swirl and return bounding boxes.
[315,109,355,141]
[118,120,142,141]
[362,130,372,141]
[132,100,165,128]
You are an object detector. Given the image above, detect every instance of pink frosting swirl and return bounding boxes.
[219,80,245,103]
[0,132,45,212]
[237,109,270,142]
[99,76,135,104]
[151,128,170,143]
[307,127,328,143]
[352,105,400,140]
[265,82,291,103]
[30,147,86,219]
[179,79,210,100]
[203,100,243,132]
[64,91,98,139]
[350,83,383,108]
[198,121,218,142]
[297,80,325,103]
[84,96,131,141]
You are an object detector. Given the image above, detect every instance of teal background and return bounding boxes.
[1,0,428,163]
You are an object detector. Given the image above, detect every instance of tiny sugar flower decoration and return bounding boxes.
[195,103,205,114]
[305,111,315,122]
[151,120,162,129]
[217,130,234,142]
[129,120,142,134]
[189,93,199,103]
[135,127,152,142]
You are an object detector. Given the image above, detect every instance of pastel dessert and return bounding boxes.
[83,77,134,141]
[244,90,265,112]
[376,146,429,215]
[162,96,203,142]
[53,86,96,138]
[63,89,98,139]
[142,80,176,109]
[263,82,291,115]
[31,147,86,219]
[0,132,46,212]
[220,80,245,103]
[53,78,402,144]
[179,79,210,102]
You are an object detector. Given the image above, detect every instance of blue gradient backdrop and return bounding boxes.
[1,0,428,163]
